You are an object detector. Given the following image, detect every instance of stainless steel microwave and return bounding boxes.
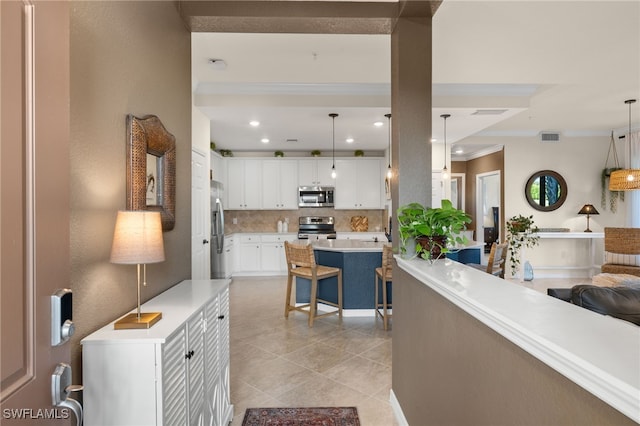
[298,186,334,207]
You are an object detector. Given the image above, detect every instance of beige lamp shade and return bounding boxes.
[609,168,640,191]
[110,211,165,264]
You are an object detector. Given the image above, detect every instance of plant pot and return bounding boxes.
[416,235,448,260]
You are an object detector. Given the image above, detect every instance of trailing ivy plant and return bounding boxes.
[505,214,539,277]
[601,168,624,213]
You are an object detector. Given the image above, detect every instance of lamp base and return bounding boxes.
[583,229,593,233]
[114,312,162,330]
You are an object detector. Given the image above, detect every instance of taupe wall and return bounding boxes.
[69,1,191,378]
[393,267,636,426]
[453,149,505,239]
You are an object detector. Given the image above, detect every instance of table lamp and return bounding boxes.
[577,204,599,233]
[110,211,165,329]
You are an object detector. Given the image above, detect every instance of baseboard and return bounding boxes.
[389,389,409,426]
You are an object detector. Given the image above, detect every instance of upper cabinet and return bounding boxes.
[226,159,262,209]
[298,159,335,186]
[334,159,383,209]
[262,160,299,210]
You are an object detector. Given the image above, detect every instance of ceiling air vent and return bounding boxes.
[286,139,299,143]
[540,132,560,142]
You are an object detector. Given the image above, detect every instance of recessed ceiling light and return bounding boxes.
[261,138,269,143]
[430,138,437,143]
[455,148,464,154]
[346,138,354,143]
[374,121,384,127]
[249,121,260,127]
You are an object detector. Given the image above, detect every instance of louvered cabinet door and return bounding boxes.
[162,327,188,425]
[217,287,233,425]
[187,311,205,426]
[204,296,221,425]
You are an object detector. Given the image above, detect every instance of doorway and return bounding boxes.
[476,171,501,252]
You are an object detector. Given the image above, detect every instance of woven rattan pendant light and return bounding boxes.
[609,99,640,190]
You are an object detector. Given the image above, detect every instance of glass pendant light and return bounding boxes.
[330,113,338,179]
[441,113,450,180]
[385,113,392,179]
[609,99,639,190]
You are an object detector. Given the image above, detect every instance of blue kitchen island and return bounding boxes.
[295,239,388,313]
[294,239,485,314]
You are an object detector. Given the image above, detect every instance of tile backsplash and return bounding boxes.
[225,209,387,234]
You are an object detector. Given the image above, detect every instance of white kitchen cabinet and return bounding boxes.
[334,158,383,209]
[260,234,297,272]
[236,234,261,273]
[298,158,335,186]
[81,280,232,426]
[223,235,234,278]
[227,159,262,209]
[262,160,299,209]
[210,150,227,186]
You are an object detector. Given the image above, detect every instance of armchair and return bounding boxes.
[601,227,640,277]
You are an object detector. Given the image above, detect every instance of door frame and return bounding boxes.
[475,170,501,247]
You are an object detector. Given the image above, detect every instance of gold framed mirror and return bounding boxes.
[126,114,176,231]
[525,169,567,212]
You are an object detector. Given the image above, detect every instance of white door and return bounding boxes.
[192,149,209,279]
[1,2,75,424]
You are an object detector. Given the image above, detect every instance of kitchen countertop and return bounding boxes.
[298,239,389,252]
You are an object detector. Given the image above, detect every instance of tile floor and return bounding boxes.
[228,276,398,426]
[227,274,583,426]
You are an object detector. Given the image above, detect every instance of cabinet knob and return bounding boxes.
[218,315,225,320]
[203,239,209,244]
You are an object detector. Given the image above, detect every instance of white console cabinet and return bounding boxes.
[81,280,233,426]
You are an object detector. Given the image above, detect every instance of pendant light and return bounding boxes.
[440,114,450,180]
[385,113,392,179]
[609,99,640,190]
[329,113,338,179]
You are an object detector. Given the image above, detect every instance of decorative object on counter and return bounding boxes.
[350,216,368,232]
[397,199,471,262]
[578,204,599,232]
[385,113,392,179]
[283,217,289,233]
[110,210,165,329]
[525,170,567,212]
[354,149,364,157]
[601,131,624,212]
[311,149,321,157]
[274,150,284,157]
[329,113,338,179]
[127,114,176,231]
[506,214,539,277]
[219,149,233,157]
[277,220,283,233]
[609,99,640,190]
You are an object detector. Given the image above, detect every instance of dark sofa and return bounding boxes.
[547,285,640,326]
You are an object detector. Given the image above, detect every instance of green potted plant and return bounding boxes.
[397,199,472,261]
[505,214,539,277]
[311,150,321,157]
[274,150,284,157]
[354,149,364,157]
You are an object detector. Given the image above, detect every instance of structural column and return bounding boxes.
[390,15,433,228]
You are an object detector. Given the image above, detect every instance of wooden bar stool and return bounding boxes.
[284,241,343,327]
[468,242,508,278]
[375,245,393,330]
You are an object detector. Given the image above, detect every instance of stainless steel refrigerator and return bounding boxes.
[210,181,227,279]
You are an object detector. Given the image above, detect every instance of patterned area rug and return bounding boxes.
[242,407,361,426]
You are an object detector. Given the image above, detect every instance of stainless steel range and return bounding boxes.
[297,216,337,239]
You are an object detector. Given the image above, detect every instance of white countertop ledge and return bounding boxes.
[396,257,640,423]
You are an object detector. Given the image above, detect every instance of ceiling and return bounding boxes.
[191,1,640,160]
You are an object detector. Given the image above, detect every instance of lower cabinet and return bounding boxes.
[233,233,296,276]
[82,280,233,426]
